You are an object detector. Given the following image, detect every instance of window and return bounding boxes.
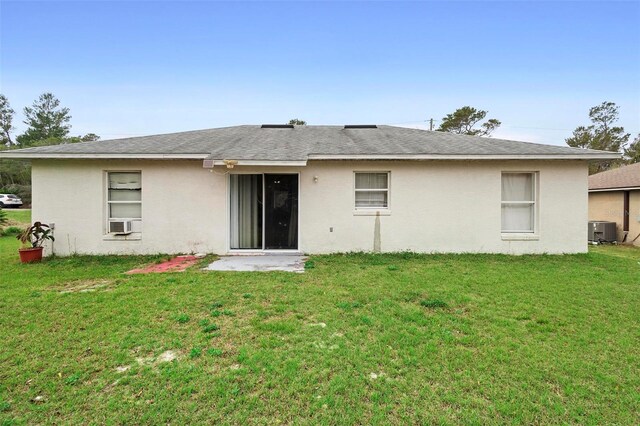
[355,172,389,209]
[501,172,536,233]
[107,172,141,220]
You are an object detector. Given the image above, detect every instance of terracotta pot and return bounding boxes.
[18,247,44,263]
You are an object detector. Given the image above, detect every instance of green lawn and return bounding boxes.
[3,209,30,227]
[0,237,638,425]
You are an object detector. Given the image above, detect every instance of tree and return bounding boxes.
[624,134,640,165]
[0,132,100,206]
[16,93,71,146]
[437,106,501,137]
[80,133,100,142]
[27,134,99,147]
[0,93,99,207]
[288,118,307,125]
[0,94,15,146]
[566,101,630,173]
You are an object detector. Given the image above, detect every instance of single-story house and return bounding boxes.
[0,124,618,255]
[588,162,640,245]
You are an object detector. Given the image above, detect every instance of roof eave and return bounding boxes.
[207,160,308,167]
[0,153,210,160]
[307,153,621,160]
[0,152,621,161]
[589,186,640,192]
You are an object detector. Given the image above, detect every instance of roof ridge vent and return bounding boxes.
[261,124,294,129]
[344,124,377,129]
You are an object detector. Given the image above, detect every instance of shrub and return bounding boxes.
[17,222,54,248]
[1,226,22,236]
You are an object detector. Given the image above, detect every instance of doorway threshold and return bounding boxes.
[226,250,303,256]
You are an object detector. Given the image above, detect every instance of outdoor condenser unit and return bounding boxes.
[109,220,133,235]
[588,221,617,243]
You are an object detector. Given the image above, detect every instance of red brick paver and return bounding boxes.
[126,255,200,274]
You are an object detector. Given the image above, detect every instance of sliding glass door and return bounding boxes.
[229,174,298,250]
[230,174,263,249]
[264,174,298,250]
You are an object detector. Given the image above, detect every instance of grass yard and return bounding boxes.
[2,209,30,227]
[0,237,638,425]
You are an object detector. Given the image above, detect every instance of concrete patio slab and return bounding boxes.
[204,255,307,273]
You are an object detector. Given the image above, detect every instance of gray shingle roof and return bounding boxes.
[589,162,640,190]
[0,125,619,161]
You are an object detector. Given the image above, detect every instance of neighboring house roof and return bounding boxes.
[0,125,619,164]
[589,162,640,191]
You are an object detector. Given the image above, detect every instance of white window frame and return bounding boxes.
[353,171,390,210]
[501,171,538,234]
[106,171,142,230]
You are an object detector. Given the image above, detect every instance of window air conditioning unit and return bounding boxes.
[109,220,133,235]
[588,221,617,243]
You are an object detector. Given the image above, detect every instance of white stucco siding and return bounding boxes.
[299,160,587,254]
[32,160,227,255]
[31,159,588,256]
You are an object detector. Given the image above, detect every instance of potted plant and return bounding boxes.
[17,221,54,263]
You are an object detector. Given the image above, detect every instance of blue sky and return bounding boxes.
[1,1,639,145]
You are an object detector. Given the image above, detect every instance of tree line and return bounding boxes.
[0,93,100,204]
[1,95,638,206]
[296,103,639,174]
[564,102,639,173]
[430,103,638,173]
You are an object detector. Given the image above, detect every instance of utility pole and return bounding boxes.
[429,118,434,131]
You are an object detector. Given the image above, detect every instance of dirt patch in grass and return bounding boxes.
[5,218,26,228]
[55,279,116,294]
[156,350,179,363]
[135,350,180,366]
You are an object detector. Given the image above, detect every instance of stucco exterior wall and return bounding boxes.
[631,191,640,245]
[588,190,640,245]
[32,159,589,255]
[32,160,226,255]
[588,191,625,241]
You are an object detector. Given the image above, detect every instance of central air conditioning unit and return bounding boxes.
[109,220,133,235]
[588,221,617,243]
